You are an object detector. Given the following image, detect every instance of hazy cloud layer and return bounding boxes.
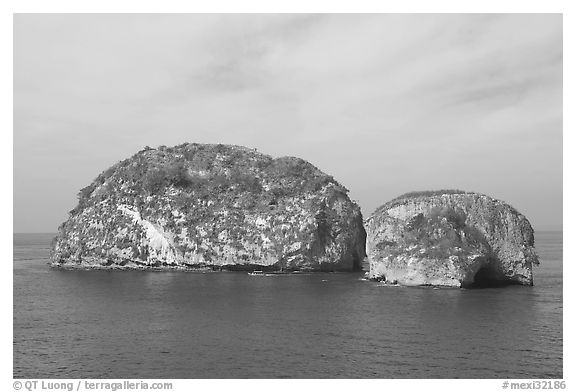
[14,14,562,232]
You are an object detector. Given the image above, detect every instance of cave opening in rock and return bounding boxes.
[465,264,516,288]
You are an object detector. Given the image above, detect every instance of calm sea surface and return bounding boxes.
[13,232,562,379]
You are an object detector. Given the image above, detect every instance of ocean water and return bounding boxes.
[13,232,562,379]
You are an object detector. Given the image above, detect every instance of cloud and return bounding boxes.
[13,14,562,231]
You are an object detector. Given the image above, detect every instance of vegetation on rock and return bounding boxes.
[52,143,366,272]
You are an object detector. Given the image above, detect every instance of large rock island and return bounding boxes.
[365,190,539,287]
[51,143,366,271]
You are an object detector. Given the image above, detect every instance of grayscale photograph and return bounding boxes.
[13,13,562,381]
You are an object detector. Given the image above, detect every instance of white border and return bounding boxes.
[4,1,571,391]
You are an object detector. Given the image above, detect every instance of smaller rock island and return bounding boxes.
[365,190,539,287]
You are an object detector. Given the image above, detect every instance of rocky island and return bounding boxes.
[365,190,539,287]
[50,143,366,271]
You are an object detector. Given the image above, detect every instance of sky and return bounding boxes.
[13,13,562,232]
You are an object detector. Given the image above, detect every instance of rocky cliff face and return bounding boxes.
[51,143,366,271]
[365,191,538,287]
